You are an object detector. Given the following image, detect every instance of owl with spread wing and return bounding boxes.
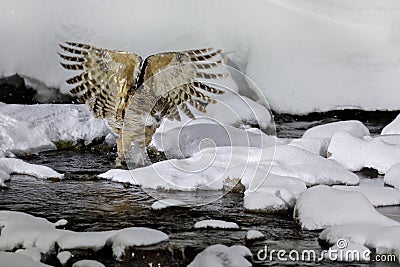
[58,42,227,167]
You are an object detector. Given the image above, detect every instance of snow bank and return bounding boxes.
[187,244,252,267]
[294,185,398,230]
[0,158,63,186]
[333,184,400,207]
[194,220,239,230]
[328,132,400,174]
[0,211,168,261]
[382,114,400,135]
[2,0,400,114]
[245,230,264,241]
[0,104,110,157]
[303,121,369,139]
[385,163,400,189]
[0,252,53,267]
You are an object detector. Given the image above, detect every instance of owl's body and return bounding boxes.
[59,42,226,166]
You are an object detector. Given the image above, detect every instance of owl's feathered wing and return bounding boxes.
[59,42,227,166]
[58,42,142,131]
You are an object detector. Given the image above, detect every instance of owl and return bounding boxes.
[58,42,227,167]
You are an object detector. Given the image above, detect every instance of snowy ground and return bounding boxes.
[2,0,400,114]
[1,101,400,264]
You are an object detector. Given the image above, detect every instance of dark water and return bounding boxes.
[1,111,399,266]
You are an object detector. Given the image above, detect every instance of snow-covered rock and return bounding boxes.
[15,248,42,262]
[0,104,110,157]
[245,230,264,241]
[194,220,239,230]
[294,185,398,230]
[365,226,400,261]
[303,121,369,139]
[71,260,105,267]
[328,132,400,174]
[57,251,72,265]
[333,185,400,207]
[271,145,359,186]
[2,1,400,114]
[287,137,330,157]
[0,211,169,260]
[0,252,53,267]
[109,228,169,261]
[187,244,252,267]
[151,199,186,210]
[243,174,307,212]
[382,114,400,135]
[0,158,63,183]
[385,163,400,189]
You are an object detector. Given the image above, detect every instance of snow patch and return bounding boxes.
[194,220,239,230]
[187,244,251,267]
[384,163,400,189]
[71,260,105,267]
[382,114,400,135]
[245,230,264,241]
[151,199,186,210]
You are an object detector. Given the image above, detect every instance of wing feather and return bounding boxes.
[59,42,142,130]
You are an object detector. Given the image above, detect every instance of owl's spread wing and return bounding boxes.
[142,48,227,121]
[58,42,142,129]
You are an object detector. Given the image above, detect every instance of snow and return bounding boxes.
[293,185,398,230]
[151,199,186,210]
[243,174,307,212]
[0,211,169,262]
[0,252,53,267]
[0,158,63,185]
[384,163,400,189]
[194,220,239,230]
[333,184,400,207]
[303,120,370,139]
[15,248,42,262]
[324,242,370,262]
[245,230,264,241]
[365,225,400,260]
[0,104,110,157]
[71,260,105,267]
[57,251,72,265]
[382,114,400,135]
[100,144,358,195]
[54,219,68,228]
[109,228,169,261]
[187,244,252,267]
[319,223,389,247]
[2,1,400,114]
[328,132,400,174]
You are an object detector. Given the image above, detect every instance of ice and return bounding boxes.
[382,114,400,135]
[303,120,370,139]
[151,199,186,210]
[245,230,264,241]
[71,260,105,267]
[2,1,400,114]
[294,185,398,230]
[57,251,72,265]
[0,104,110,157]
[187,244,252,267]
[194,219,239,229]
[0,252,53,267]
[328,132,400,174]
[385,163,400,189]
[109,228,169,261]
[0,211,169,262]
[333,184,400,207]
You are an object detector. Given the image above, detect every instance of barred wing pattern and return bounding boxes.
[59,42,142,131]
[59,43,227,166]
